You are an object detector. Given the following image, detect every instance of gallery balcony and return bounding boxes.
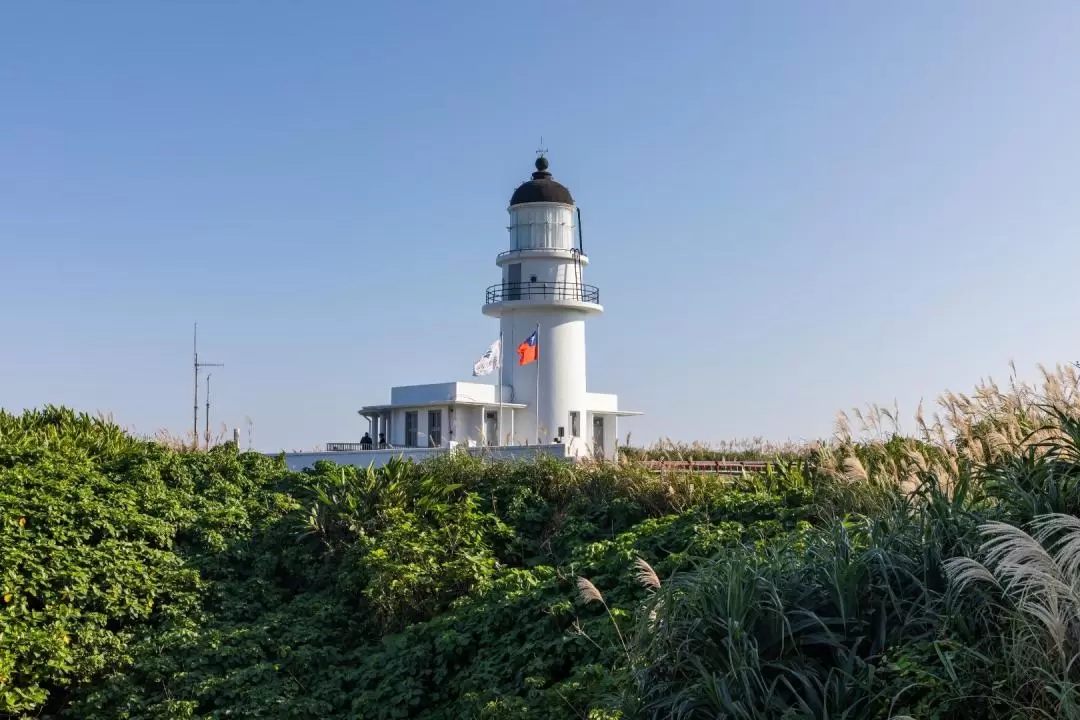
[495,247,589,267]
[481,281,603,317]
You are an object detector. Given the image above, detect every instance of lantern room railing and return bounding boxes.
[496,247,588,263]
[484,281,600,304]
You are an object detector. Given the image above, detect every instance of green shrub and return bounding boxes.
[7,362,1080,719]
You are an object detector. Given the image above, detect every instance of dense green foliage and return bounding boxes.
[0,408,821,718]
[5,371,1080,718]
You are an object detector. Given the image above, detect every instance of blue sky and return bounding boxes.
[3,1,1080,451]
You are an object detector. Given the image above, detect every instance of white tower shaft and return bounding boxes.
[482,155,602,454]
[501,309,588,443]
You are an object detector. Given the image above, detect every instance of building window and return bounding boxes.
[570,411,581,437]
[507,263,521,300]
[404,411,418,447]
[427,410,442,447]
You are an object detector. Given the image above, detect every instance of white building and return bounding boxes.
[287,155,641,471]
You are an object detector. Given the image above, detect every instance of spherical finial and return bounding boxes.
[510,147,573,205]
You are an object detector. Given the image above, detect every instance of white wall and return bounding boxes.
[390,407,432,447]
[391,409,405,446]
[371,402,522,449]
[389,382,500,407]
[564,435,591,458]
[423,407,446,447]
[585,392,619,413]
[580,411,618,460]
[377,380,519,447]
[501,256,587,289]
[451,382,502,404]
[277,443,572,472]
[603,414,618,460]
[500,308,587,448]
[390,383,456,406]
[457,406,483,445]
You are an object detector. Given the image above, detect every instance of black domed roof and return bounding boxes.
[509,156,574,206]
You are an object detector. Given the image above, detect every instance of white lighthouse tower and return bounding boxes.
[481,154,633,457]
[292,152,640,470]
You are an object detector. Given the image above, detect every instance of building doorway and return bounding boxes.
[427,410,442,447]
[485,411,498,446]
[507,263,521,300]
[592,415,604,459]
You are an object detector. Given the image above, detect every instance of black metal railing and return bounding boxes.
[485,281,599,304]
[326,442,388,451]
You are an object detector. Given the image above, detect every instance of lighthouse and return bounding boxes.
[482,154,601,452]
[296,152,641,469]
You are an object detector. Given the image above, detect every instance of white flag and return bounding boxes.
[472,338,502,376]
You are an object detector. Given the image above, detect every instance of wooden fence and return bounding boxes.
[639,460,771,475]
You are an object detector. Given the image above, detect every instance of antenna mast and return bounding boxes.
[192,322,224,449]
[205,374,213,448]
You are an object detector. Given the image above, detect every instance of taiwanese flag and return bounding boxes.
[517,328,538,366]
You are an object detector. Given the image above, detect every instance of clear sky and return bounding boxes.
[3,1,1080,451]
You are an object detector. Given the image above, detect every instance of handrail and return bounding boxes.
[485,281,599,304]
[496,247,588,262]
[326,442,390,451]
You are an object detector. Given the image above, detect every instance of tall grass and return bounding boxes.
[588,362,1080,718]
[621,437,811,462]
[944,514,1080,719]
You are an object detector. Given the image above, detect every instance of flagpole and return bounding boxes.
[509,326,515,444]
[497,330,504,446]
[534,323,541,444]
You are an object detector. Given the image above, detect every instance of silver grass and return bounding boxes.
[852,407,868,435]
[834,410,852,443]
[1017,594,1070,654]
[1031,513,1080,583]
[949,514,1080,665]
[841,456,868,483]
[942,556,1000,595]
[576,576,603,605]
[634,557,660,591]
[976,521,1071,598]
